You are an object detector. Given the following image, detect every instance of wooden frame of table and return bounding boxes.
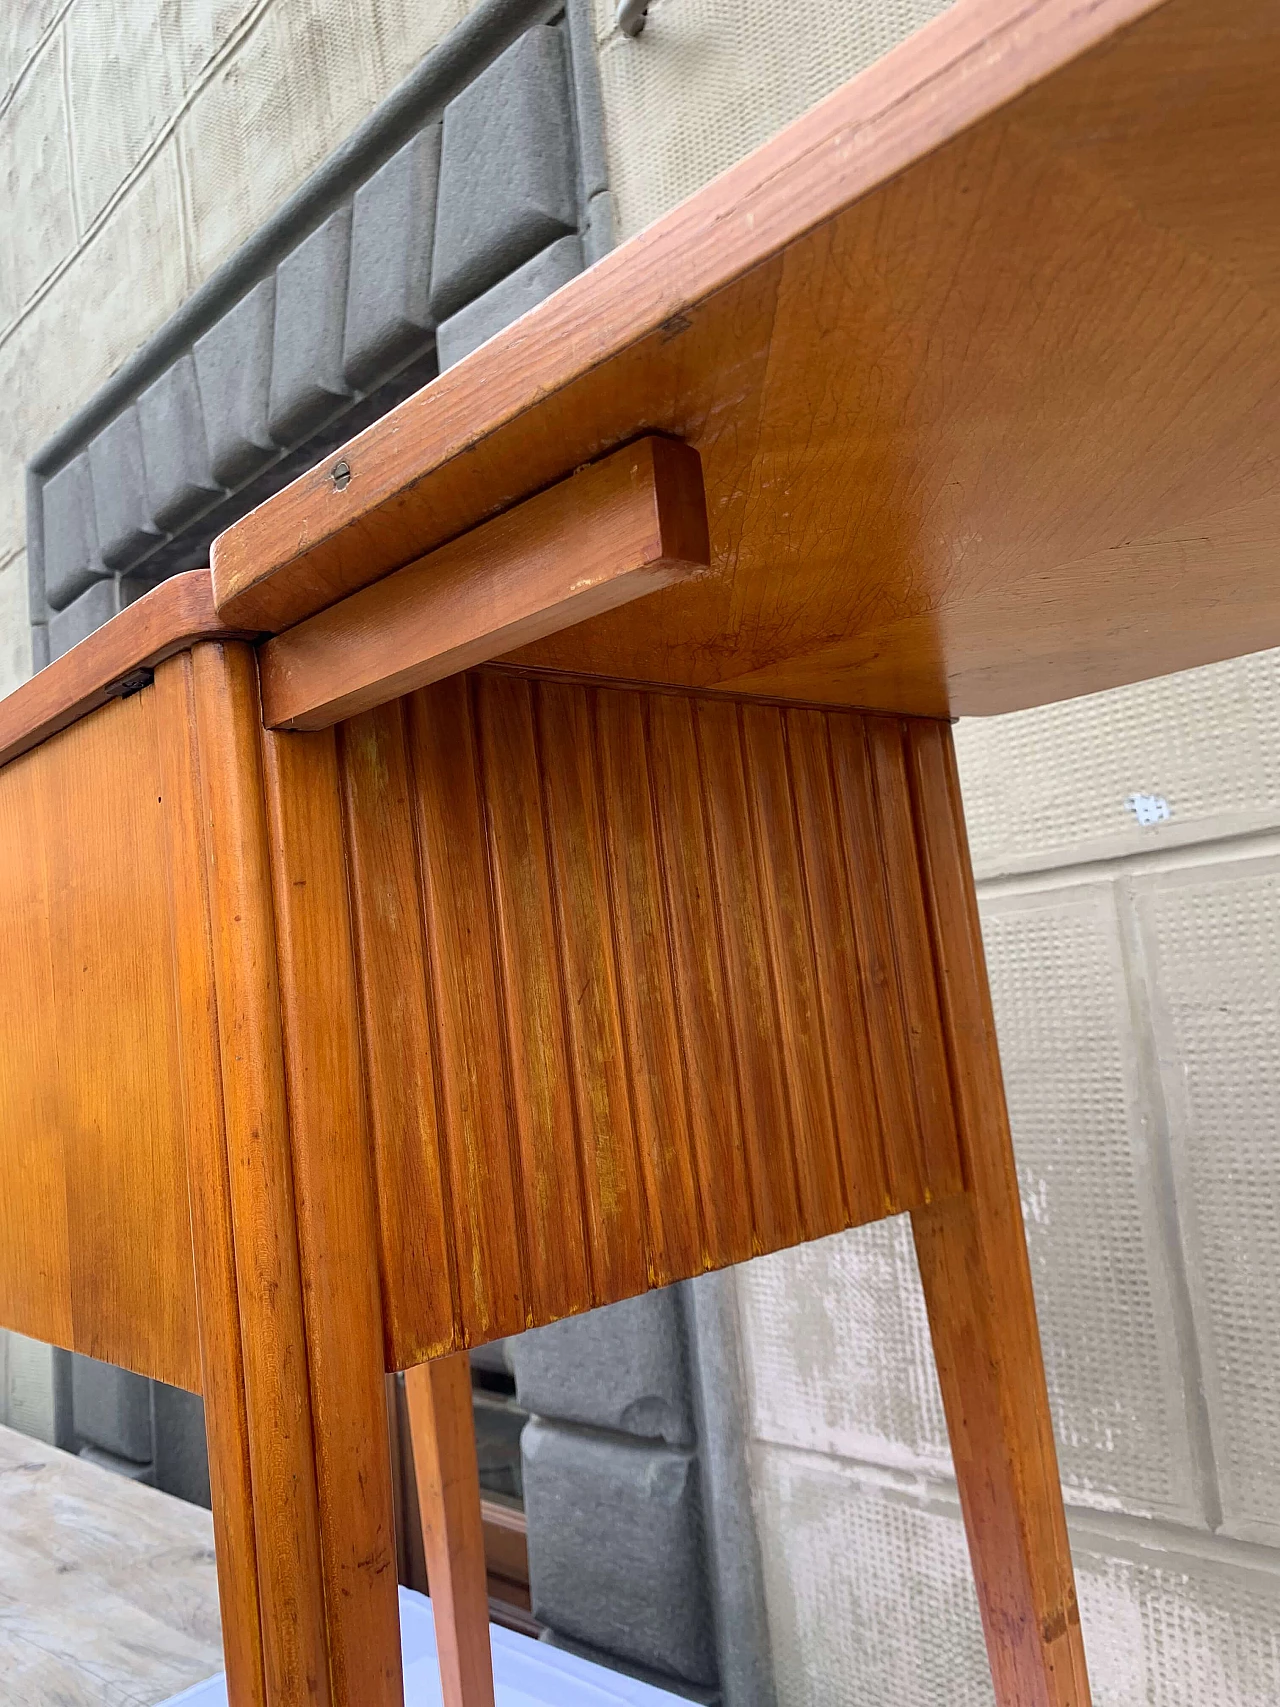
[3,0,1274,1702]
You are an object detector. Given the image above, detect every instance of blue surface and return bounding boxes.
[162,1586,687,1705]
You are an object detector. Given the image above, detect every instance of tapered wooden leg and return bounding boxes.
[261,718,405,1707]
[906,721,1091,1707]
[405,1353,496,1707]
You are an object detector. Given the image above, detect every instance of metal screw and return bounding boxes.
[616,0,649,36]
[331,459,351,491]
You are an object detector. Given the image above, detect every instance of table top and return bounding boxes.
[210,0,1279,719]
[0,1423,223,1706]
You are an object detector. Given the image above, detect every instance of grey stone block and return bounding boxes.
[137,353,223,534]
[523,1419,715,1686]
[268,206,353,447]
[430,27,576,321]
[87,405,162,570]
[78,1444,155,1485]
[343,125,441,391]
[42,454,103,609]
[152,1382,211,1508]
[193,276,278,488]
[71,1354,152,1464]
[436,233,581,371]
[48,573,154,659]
[470,1339,513,1377]
[512,1287,693,1445]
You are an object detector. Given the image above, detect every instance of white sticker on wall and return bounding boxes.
[1124,792,1171,826]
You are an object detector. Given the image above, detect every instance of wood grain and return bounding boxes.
[404,1354,496,1707]
[259,438,708,731]
[188,641,331,1707]
[209,0,1280,716]
[404,677,530,1347]
[350,671,962,1363]
[0,570,249,771]
[339,704,461,1366]
[907,721,1091,1706]
[155,652,267,1707]
[0,688,200,1390]
[261,721,404,1707]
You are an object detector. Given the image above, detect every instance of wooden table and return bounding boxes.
[1,0,1274,1703]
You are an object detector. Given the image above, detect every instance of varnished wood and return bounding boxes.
[259,438,708,731]
[339,706,462,1366]
[211,0,1278,717]
[907,722,1090,1705]
[342,670,962,1364]
[0,688,200,1390]
[187,642,331,1706]
[155,652,268,1707]
[0,570,249,770]
[260,721,403,1707]
[404,1355,496,1707]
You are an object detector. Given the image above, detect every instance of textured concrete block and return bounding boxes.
[512,1288,693,1445]
[88,406,162,569]
[268,205,354,446]
[0,1330,62,1447]
[42,454,102,609]
[737,1219,951,1475]
[0,32,76,325]
[1070,1518,1280,1707]
[0,554,31,698]
[48,574,153,660]
[343,125,441,390]
[594,0,952,243]
[955,648,1280,878]
[751,1445,993,1707]
[178,0,381,284]
[430,27,576,320]
[1137,859,1280,1543]
[436,233,582,370]
[137,353,223,533]
[523,1419,714,1685]
[194,276,278,488]
[980,885,1202,1524]
[71,1354,153,1465]
[152,1382,211,1508]
[64,0,178,227]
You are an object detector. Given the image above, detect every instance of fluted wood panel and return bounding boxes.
[340,669,966,1367]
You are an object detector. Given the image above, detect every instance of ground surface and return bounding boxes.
[0,1420,223,1705]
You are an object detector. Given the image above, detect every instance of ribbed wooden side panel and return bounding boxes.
[340,670,965,1367]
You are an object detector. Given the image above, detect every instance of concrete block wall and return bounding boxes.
[735,647,1280,1705]
[509,1275,775,1705]
[24,0,609,664]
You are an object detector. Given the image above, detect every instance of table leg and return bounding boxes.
[260,718,405,1707]
[906,721,1091,1706]
[405,1353,497,1707]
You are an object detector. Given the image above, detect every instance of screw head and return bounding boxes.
[331,459,351,491]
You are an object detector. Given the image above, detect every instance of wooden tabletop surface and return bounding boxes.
[0,1423,222,1706]
[211,0,1279,720]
